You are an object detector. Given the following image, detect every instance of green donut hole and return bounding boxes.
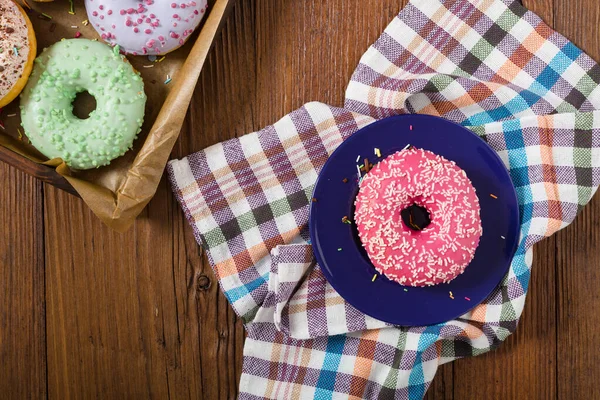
[72,91,97,120]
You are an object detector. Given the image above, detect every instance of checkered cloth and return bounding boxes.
[167,0,600,398]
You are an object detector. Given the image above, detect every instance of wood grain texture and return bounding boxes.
[554,2,600,399]
[2,0,600,399]
[0,164,45,400]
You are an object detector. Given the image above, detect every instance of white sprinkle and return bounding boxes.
[71,25,79,29]
[356,155,361,162]
[356,164,361,178]
[501,236,506,240]
[143,65,155,68]
[7,114,16,117]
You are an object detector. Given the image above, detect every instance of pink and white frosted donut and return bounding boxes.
[354,148,483,287]
[85,0,208,56]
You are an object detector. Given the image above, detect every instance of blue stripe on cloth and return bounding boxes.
[464,92,541,126]
[515,186,534,206]
[314,335,346,400]
[534,65,561,91]
[561,42,582,61]
[463,43,583,126]
[223,273,268,303]
[512,144,534,288]
[509,166,530,188]
[531,43,580,92]
[408,325,443,399]
[513,251,530,291]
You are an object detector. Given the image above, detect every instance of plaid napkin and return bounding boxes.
[168,0,600,398]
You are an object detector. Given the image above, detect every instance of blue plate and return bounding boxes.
[309,114,520,326]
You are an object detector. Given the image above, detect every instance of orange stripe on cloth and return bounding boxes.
[282,336,305,400]
[265,331,286,399]
[274,332,296,399]
[349,330,381,399]
[538,116,563,236]
[291,343,314,399]
[463,320,485,340]
[470,302,487,324]
[213,227,302,279]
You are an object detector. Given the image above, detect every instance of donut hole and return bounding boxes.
[401,204,431,231]
[72,91,97,120]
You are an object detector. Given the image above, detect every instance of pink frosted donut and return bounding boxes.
[354,148,483,287]
[85,0,209,56]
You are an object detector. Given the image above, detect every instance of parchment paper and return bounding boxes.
[0,0,233,231]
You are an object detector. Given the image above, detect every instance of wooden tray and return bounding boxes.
[0,0,235,197]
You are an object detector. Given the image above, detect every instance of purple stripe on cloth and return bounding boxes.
[345,302,368,332]
[306,271,329,338]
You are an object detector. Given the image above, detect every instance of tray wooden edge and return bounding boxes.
[0,146,79,196]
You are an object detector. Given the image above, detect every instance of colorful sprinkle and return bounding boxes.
[490,194,498,199]
[465,297,471,301]
[74,31,82,38]
[68,0,75,14]
[312,197,318,203]
[337,248,342,252]
[342,178,348,183]
[41,13,53,20]
[372,274,378,282]
[82,19,89,26]
[13,47,18,56]
[164,75,172,84]
[410,125,413,131]
[375,148,381,158]
[449,291,454,300]
[403,288,408,292]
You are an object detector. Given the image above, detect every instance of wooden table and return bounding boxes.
[1,0,599,398]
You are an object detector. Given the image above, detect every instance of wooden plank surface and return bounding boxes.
[0,164,46,400]
[553,1,600,398]
[1,0,600,399]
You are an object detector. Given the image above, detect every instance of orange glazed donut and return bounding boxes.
[0,0,37,108]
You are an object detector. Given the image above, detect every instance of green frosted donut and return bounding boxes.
[20,39,146,170]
